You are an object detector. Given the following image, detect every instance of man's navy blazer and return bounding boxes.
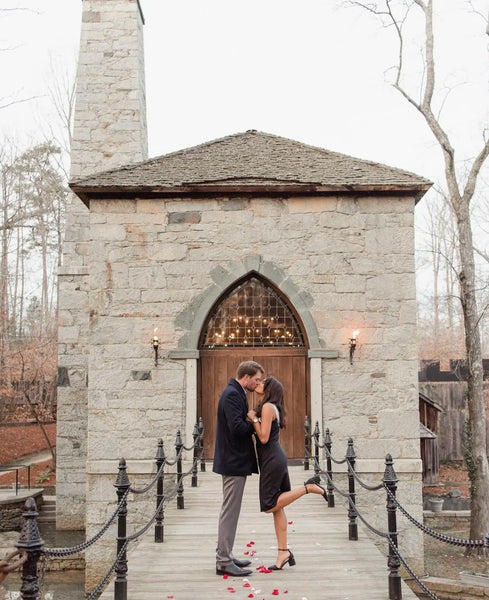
[213,378,258,477]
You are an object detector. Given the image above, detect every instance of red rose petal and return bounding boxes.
[248,595,254,598]
[256,565,274,573]
[223,574,229,579]
[272,590,279,595]
[287,521,293,524]
[243,583,251,588]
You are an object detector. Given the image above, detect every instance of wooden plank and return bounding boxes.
[98,467,419,600]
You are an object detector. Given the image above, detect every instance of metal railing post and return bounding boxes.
[191,422,199,487]
[155,439,165,543]
[313,421,320,475]
[114,458,130,600]
[324,428,335,507]
[198,417,206,472]
[175,430,184,509]
[346,438,358,541]
[384,453,402,600]
[304,415,311,471]
[16,498,43,600]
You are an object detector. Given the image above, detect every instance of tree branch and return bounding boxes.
[0,95,40,111]
[463,137,489,204]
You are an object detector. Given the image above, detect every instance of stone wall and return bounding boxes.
[0,491,43,532]
[82,192,423,584]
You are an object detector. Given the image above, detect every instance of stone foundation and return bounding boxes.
[0,490,43,532]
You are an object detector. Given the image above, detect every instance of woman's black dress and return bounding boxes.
[255,412,291,512]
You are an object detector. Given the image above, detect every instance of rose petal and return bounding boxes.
[223,574,229,579]
[272,590,279,595]
[243,583,251,588]
[248,595,254,598]
[287,521,293,524]
[228,587,236,593]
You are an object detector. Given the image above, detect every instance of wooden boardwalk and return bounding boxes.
[99,466,419,600]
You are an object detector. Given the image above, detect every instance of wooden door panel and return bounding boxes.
[199,349,308,459]
[249,353,307,459]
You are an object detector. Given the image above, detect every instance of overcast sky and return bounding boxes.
[2,1,487,171]
[1,0,489,287]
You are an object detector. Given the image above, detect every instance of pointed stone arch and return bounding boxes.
[171,255,323,357]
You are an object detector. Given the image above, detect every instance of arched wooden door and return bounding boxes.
[198,275,309,460]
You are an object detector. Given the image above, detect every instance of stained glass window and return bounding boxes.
[202,277,305,347]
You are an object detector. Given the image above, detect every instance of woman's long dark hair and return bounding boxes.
[255,376,286,429]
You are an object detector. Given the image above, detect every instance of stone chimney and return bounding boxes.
[71,0,148,179]
[57,0,148,529]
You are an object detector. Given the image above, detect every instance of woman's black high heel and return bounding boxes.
[304,475,328,502]
[268,549,296,570]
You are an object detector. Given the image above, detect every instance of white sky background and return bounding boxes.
[1,0,489,312]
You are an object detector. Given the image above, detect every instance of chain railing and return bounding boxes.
[304,417,487,600]
[2,420,204,600]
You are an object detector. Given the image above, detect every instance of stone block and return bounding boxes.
[378,410,419,439]
[335,275,366,293]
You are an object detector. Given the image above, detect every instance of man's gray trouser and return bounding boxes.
[216,475,247,567]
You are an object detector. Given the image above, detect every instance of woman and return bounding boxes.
[247,376,327,570]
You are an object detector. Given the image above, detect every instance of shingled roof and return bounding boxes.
[70,130,432,205]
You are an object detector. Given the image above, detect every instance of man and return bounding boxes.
[213,360,264,576]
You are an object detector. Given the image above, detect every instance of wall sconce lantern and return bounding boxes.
[152,328,159,366]
[349,330,359,365]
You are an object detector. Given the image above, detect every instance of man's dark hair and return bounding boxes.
[236,360,264,379]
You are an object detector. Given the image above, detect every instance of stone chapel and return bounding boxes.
[57,0,432,582]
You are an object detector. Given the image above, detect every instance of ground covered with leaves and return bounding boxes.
[424,462,471,497]
[0,423,56,486]
[423,525,489,581]
[421,462,484,585]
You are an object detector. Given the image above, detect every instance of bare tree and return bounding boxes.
[0,141,29,364]
[13,143,67,336]
[345,0,489,541]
